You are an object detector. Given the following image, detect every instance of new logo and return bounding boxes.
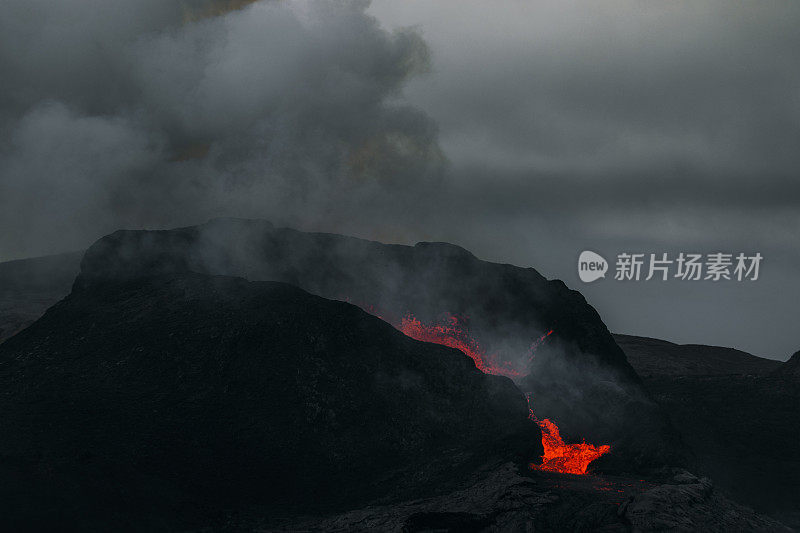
[578,251,608,282]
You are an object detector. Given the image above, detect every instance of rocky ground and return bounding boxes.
[268,463,789,532]
[617,334,800,529]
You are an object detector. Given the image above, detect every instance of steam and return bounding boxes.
[0,0,444,260]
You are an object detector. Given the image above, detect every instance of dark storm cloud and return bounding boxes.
[375,0,800,189]
[367,0,800,287]
[0,0,444,260]
[368,0,800,359]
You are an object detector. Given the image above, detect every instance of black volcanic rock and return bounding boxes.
[0,273,541,531]
[279,464,790,532]
[625,340,800,525]
[71,218,682,470]
[614,334,782,377]
[643,373,800,524]
[774,350,800,378]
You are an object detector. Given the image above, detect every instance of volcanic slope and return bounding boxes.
[0,272,540,531]
[0,251,82,344]
[75,217,682,470]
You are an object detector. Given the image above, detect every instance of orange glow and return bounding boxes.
[398,314,523,377]
[533,417,611,475]
[394,312,610,475]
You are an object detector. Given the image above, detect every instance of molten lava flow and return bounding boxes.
[398,314,523,378]
[395,312,611,475]
[524,394,610,475]
[531,415,611,475]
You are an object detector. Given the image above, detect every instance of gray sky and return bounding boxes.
[1,0,798,359]
[367,0,800,361]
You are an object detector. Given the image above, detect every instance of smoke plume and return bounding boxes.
[0,0,444,259]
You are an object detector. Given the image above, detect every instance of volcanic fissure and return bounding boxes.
[370,310,611,475]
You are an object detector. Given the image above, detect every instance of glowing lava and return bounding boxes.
[395,312,611,475]
[530,412,612,475]
[398,315,523,377]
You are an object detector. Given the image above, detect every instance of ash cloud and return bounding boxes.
[0,0,444,260]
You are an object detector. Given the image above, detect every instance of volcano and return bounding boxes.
[69,218,682,470]
[0,222,793,531]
